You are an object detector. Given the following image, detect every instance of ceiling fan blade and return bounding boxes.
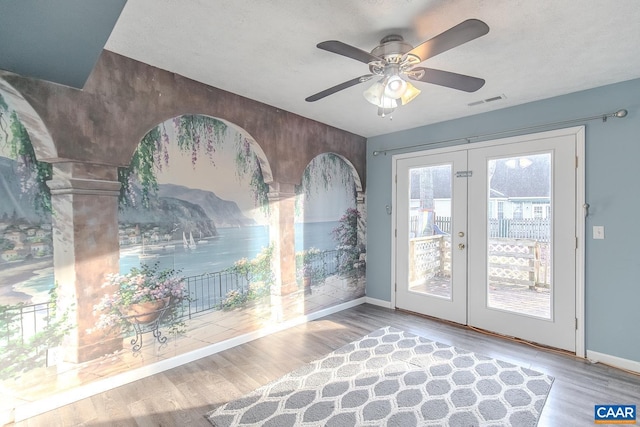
[317,41,384,64]
[306,75,373,102]
[409,67,485,92]
[407,19,489,62]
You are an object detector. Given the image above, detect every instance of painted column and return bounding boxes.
[356,191,367,249]
[267,182,298,297]
[355,190,367,275]
[47,162,122,363]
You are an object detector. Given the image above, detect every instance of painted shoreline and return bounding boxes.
[0,246,145,307]
[0,259,52,305]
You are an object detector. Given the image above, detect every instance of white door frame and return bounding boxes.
[391,126,586,357]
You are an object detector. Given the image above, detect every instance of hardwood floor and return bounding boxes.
[14,304,640,426]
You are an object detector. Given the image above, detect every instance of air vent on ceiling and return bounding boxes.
[468,94,506,107]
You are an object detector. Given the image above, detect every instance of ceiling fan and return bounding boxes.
[305,19,490,116]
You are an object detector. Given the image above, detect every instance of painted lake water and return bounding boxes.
[11,222,339,302]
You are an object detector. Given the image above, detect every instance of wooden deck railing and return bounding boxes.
[409,236,551,288]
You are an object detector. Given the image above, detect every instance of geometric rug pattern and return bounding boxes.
[206,326,553,426]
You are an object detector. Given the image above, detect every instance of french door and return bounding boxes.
[394,127,583,352]
[395,150,468,324]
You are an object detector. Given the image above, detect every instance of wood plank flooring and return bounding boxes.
[13,304,640,426]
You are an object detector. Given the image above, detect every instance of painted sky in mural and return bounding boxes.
[153,123,268,224]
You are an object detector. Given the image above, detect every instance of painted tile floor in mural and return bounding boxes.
[0,275,365,419]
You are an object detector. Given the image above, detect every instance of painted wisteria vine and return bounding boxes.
[0,94,52,215]
[0,103,270,216]
[298,153,356,197]
[296,152,357,216]
[119,115,269,210]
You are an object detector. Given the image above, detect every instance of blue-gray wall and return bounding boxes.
[366,78,640,363]
[0,0,126,88]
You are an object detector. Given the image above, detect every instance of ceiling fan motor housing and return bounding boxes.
[371,35,412,61]
[369,35,421,76]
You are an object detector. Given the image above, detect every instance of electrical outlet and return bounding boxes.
[593,226,605,239]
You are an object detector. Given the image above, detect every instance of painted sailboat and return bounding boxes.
[139,237,159,261]
[189,231,197,249]
[184,231,196,250]
[198,230,208,244]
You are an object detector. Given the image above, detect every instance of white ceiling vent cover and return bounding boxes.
[468,94,506,107]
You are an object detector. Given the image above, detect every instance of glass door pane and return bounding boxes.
[408,164,453,299]
[486,153,552,319]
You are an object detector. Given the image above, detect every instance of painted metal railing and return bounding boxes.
[0,301,54,346]
[1,248,350,366]
[178,248,344,318]
[180,270,251,317]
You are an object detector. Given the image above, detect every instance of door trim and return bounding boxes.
[391,126,585,356]
[575,126,585,357]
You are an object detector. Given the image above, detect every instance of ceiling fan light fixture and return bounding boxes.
[363,78,399,110]
[384,75,407,99]
[399,81,421,105]
[378,95,397,110]
[363,78,387,106]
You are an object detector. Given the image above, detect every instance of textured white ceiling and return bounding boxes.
[106,0,640,138]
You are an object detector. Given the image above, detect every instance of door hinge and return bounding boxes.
[456,170,473,178]
[395,229,397,237]
[576,156,579,168]
[575,318,578,330]
[395,282,397,292]
[576,237,578,249]
[395,174,397,183]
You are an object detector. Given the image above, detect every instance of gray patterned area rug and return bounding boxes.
[205,326,553,426]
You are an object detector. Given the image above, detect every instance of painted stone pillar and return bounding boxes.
[267,182,298,297]
[356,191,367,249]
[47,162,122,363]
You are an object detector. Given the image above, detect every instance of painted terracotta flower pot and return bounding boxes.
[120,297,170,323]
[303,275,312,295]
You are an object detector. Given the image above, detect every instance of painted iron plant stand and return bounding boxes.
[119,296,173,351]
[91,264,188,352]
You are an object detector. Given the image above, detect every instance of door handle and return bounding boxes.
[458,243,466,250]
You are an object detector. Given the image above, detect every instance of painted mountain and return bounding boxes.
[158,184,256,228]
[118,194,217,238]
[0,155,255,234]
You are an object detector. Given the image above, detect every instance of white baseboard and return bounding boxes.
[587,350,640,374]
[12,297,367,423]
[365,297,393,308]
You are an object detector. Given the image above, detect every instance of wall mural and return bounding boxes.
[0,96,53,306]
[0,97,365,409]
